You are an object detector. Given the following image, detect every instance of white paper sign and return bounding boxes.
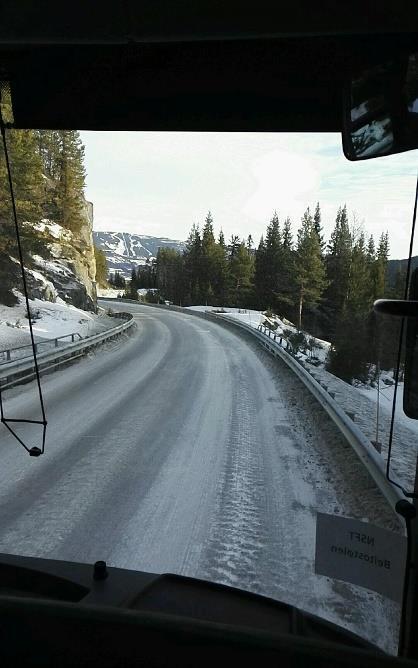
[315,512,407,601]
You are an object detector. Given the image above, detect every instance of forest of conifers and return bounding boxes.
[125,207,403,383]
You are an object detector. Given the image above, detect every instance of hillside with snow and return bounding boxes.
[0,215,108,351]
[93,231,186,278]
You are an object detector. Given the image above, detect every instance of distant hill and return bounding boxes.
[93,231,186,279]
[386,255,418,286]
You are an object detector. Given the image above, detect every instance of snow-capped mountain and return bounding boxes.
[93,231,186,278]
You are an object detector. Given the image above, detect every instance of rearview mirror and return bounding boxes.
[342,51,418,160]
[404,268,418,418]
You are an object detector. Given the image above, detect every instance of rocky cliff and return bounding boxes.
[27,197,97,311]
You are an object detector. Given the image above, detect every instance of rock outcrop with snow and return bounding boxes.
[29,199,97,311]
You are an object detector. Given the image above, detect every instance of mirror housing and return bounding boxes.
[342,51,418,160]
[373,269,418,419]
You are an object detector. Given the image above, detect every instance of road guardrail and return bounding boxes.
[0,331,83,365]
[0,311,134,389]
[207,312,406,515]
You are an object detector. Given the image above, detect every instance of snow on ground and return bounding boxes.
[31,219,72,242]
[0,293,115,358]
[188,305,418,492]
[187,305,264,328]
[303,363,418,491]
[357,379,418,436]
[97,287,125,298]
[0,303,402,653]
[32,254,75,280]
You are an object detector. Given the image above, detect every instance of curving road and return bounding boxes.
[0,301,400,651]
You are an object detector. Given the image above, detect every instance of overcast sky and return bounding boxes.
[81,132,417,259]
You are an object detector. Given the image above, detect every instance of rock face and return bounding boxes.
[29,198,98,311]
[93,230,186,279]
[65,198,97,308]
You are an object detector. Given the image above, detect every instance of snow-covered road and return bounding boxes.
[0,301,402,652]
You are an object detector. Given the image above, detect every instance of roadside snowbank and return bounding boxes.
[0,293,115,353]
[97,287,124,299]
[187,305,418,491]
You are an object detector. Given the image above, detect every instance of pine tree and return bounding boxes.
[373,231,390,299]
[94,246,108,287]
[254,235,268,307]
[313,202,325,252]
[294,208,327,329]
[229,241,254,307]
[263,211,282,310]
[323,205,352,339]
[274,216,295,317]
[282,217,293,250]
[183,223,201,304]
[200,211,219,303]
[326,228,390,383]
[0,129,44,224]
[212,232,229,306]
[346,231,371,313]
[156,247,185,304]
[54,131,86,233]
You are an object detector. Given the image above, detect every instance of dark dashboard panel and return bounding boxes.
[0,552,405,668]
[0,552,371,646]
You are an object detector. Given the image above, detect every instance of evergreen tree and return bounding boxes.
[0,122,89,306]
[262,211,282,310]
[373,231,390,299]
[54,131,86,233]
[156,247,185,304]
[228,241,254,307]
[346,231,370,313]
[183,223,201,304]
[110,271,125,289]
[275,216,296,318]
[254,235,269,307]
[212,232,229,306]
[0,129,46,304]
[200,211,219,303]
[94,246,108,287]
[328,230,374,382]
[282,217,293,250]
[0,129,44,224]
[367,235,376,263]
[313,202,325,252]
[294,208,327,329]
[323,205,352,339]
[125,267,138,298]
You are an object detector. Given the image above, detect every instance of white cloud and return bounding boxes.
[242,149,321,230]
[81,131,417,258]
